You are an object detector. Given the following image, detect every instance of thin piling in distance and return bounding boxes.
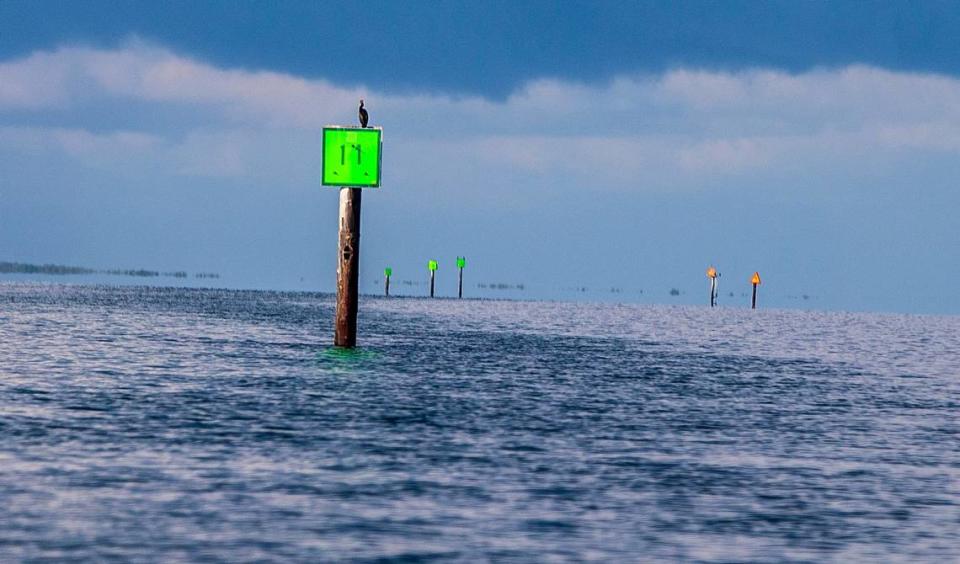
[707,266,719,307]
[751,271,761,309]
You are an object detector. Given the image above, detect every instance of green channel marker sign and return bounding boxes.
[322,127,382,187]
[456,256,466,269]
[384,267,392,277]
[428,260,438,271]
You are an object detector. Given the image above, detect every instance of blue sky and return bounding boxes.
[4,1,960,98]
[2,1,960,313]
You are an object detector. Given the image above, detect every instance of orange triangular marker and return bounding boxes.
[751,272,761,285]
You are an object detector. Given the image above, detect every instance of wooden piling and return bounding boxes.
[706,266,718,308]
[334,187,361,347]
[428,260,438,298]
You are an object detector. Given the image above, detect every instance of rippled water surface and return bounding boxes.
[1,282,959,561]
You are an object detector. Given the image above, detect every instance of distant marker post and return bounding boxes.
[751,271,761,309]
[384,267,392,297]
[428,260,438,298]
[456,256,466,299]
[321,113,383,348]
[706,266,719,308]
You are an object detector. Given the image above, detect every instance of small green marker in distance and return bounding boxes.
[456,256,465,269]
[385,267,392,277]
[384,267,392,297]
[456,256,466,298]
[428,260,438,298]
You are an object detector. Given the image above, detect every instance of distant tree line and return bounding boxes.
[1,262,95,275]
[477,282,526,291]
[1,261,218,280]
[103,269,160,277]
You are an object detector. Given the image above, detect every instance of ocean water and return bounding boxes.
[1,282,958,562]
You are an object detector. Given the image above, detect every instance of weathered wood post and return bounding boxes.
[707,266,719,307]
[456,256,465,299]
[384,267,392,297]
[751,271,761,309]
[321,109,383,348]
[335,188,361,346]
[428,260,438,298]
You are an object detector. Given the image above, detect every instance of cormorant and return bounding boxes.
[358,99,369,128]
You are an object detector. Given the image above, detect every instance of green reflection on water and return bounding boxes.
[315,346,381,373]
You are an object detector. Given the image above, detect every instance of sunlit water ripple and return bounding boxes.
[1,282,958,561]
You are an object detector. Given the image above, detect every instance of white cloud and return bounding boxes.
[0,50,72,109]
[3,42,960,185]
[0,125,160,157]
[0,125,256,178]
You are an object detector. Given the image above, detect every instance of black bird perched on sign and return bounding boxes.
[358,99,369,128]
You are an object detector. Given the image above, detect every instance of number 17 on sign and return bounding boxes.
[322,127,382,188]
[341,144,362,165]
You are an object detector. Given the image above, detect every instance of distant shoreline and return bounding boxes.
[0,261,219,280]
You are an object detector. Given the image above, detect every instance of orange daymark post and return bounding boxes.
[706,266,719,307]
[751,271,761,309]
